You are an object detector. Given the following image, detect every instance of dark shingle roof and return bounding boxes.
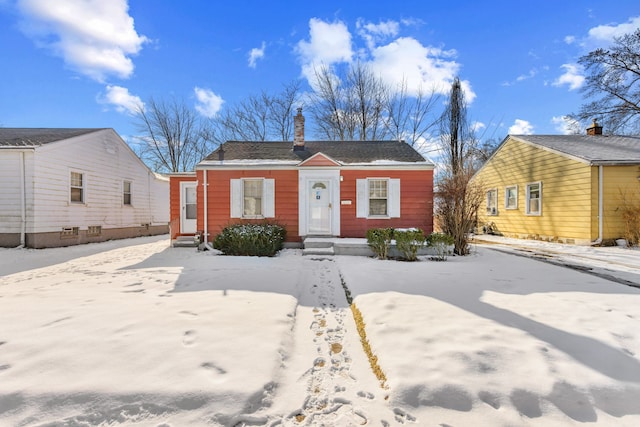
[512,134,640,165]
[202,140,429,164]
[0,128,105,147]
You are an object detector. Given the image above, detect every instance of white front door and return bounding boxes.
[180,182,197,234]
[308,180,332,234]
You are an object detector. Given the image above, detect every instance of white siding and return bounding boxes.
[30,129,169,233]
[0,150,35,233]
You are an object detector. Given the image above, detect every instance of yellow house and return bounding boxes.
[473,122,640,245]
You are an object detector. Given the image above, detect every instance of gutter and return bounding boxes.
[202,169,215,251]
[592,165,604,245]
[19,151,27,248]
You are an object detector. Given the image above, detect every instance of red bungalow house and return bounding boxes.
[169,109,434,247]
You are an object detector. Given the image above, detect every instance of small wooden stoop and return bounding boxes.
[302,237,335,256]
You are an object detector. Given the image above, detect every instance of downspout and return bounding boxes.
[19,151,27,248]
[203,168,215,251]
[592,164,603,245]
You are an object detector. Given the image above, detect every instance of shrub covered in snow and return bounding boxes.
[213,222,286,256]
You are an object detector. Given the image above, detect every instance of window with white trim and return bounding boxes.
[486,188,498,215]
[70,171,84,203]
[356,178,401,219]
[526,182,541,215]
[230,178,275,219]
[505,185,518,209]
[369,179,388,216]
[123,181,132,206]
[243,179,263,217]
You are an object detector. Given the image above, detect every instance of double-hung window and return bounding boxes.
[486,188,498,215]
[356,178,401,218]
[243,179,263,217]
[70,171,84,203]
[526,182,542,215]
[123,181,132,206]
[505,185,518,209]
[368,179,388,216]
[230,178,275,219]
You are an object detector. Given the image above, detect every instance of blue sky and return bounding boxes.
[0,0,638,148]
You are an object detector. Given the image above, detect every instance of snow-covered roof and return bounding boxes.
[199,140,434,168]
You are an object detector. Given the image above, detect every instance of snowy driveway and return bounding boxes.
[1,235,639,426]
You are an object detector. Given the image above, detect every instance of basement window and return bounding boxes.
[60,227,79,239]
[87,225,102,236]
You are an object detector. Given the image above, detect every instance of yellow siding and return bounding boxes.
[473,137,594,243]
[601,165,640,240]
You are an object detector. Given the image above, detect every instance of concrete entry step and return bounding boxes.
[172,235,198,248]
[303,237,336,249]
[302,247,335,256]
[302,237,335,256]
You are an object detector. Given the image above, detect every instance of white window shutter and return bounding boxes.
[263,179,275,218]
[356,179,368,218]
[230,179,243,218]
[389,178,401,217]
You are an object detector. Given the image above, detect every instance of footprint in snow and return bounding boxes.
[182,330,197,346]
[357,391,374,400]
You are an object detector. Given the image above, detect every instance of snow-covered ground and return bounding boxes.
[0,235,639,426]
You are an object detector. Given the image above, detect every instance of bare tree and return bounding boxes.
[308,65,349,140]
[267,80,302,141]
[308,63,389,141]
[385,78,440,146]
[574,29,640,134]
[308,63,439,144]
[435,77,483,255]
[208,80,301,144]
[134,97,213,173]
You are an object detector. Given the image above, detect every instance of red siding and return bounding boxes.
[169,175,197,239]
[200,169,300,243]
[301,154,340,167]
[339,170,434,238]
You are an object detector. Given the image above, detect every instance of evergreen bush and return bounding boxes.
[426,232,455,261]
[213,222,286,256]
[394,228,426,261]
[366,228,394,259]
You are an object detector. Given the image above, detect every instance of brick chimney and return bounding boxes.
[293,107,305,151]
[586,119,603,135]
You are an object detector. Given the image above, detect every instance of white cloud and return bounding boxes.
[551,115,582,135]
[508,119,534,135]
[552,63,585,91]
[564,35,576,45]
[194,87,224,118]
[587,16,640,44]
[98,85,143,114]
[295,18,474,104]
[471,121,486,133]
[17,0,148,82]
[516,69,537,82]
[370,37,475,101]
[356,19,399,50]
[295,18,353,81]
[248,41,266,68]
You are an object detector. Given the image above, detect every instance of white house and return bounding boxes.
[0,128,169,248]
